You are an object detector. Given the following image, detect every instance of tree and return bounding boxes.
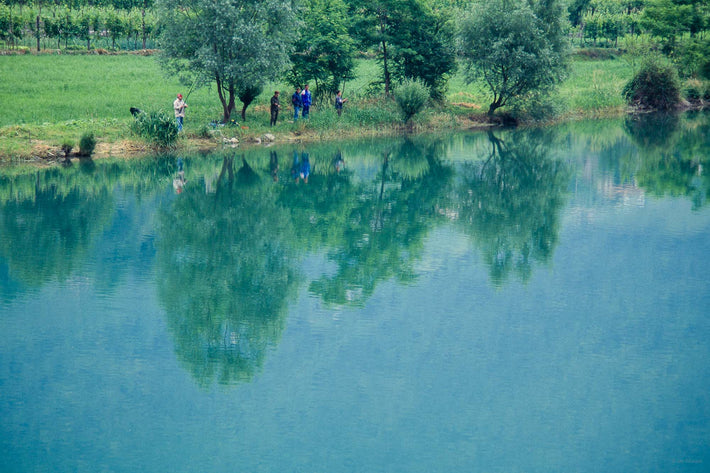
[156,0,297,123]
[387,0,456,99]
[289,0,356,99]
[237,83,262,121]
[349,0,456,98]
[458,0,570,116]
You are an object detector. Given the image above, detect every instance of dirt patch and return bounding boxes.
[451,102,482,110]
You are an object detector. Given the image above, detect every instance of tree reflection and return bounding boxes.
[156,155,300,387]
[297,138,453,305]
[625,113,709,209]
[0,169,113,289]
[453,130,570,286]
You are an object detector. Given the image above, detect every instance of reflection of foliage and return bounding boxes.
[156,156,300,387]
[0,169,113,287]
[625,113,710,209]
[454,130,570,286]
[624,113,680,150]
[294,139,453,305]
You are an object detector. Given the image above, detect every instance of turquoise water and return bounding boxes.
[1,114,709,472]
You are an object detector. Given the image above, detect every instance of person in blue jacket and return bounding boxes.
[301,84,312,119]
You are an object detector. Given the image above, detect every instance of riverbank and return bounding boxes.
[0,50,690,165]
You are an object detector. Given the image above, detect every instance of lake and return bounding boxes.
[1,113,709,472]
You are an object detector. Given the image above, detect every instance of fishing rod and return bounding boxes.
[184,71,206,102]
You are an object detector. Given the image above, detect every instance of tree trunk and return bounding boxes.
[488,97,503,116]
[36,14,40,52]
[141,7,146,49]
[379,13,390,96]
[216,75,236,123]
[383,40,391,96]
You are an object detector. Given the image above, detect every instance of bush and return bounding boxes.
[622,57,681,111]
[79,132,97,157]
[60,139,74,156]
[130,110,179,147]
[393,78,431,123]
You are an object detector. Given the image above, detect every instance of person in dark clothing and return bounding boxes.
[270,91,280,126]
[292,87,302,121]
[335,90,348,117]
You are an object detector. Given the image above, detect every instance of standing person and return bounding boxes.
[335,90,348,117]
[301,84,312,119]
[270,90,280,126]
[292,87,302,121]
[173,93,187,132]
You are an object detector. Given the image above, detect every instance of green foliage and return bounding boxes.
[458,0,570,116]
[79,132,97,157]
[237,83,263,121]
[641,0,699,46]
[289,0,356,99]
[157,0,297,123]
[0,4,158,52]
[673,37,710,79]
[393,78,430,123]
[341,98,401,126]
[622,55,681,110]
[60,138,74,155]
[130,109,179,147]
[349,0,456,98]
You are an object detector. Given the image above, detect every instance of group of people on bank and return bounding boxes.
[270,85,347,126]
[173,85,348,131]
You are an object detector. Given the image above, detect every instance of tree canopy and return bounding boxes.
[289,0,357,99]
[156,0,297,123]
[348,0,457,98]
[458,0,570,116]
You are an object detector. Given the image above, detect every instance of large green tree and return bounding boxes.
[290,0,356,99]
[458,0,570,116]
[348,0,456,98]
[156,0,296,123]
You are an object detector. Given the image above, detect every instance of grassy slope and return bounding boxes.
[0,52,635,162]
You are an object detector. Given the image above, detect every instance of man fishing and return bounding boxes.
[173,93,188,132]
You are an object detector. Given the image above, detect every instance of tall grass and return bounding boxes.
[0,54,221,127]
[556,56,634,115]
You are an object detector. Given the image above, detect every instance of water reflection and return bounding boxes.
[303,138,453,305]
[0,113,708,387]
[0,168,114,291]
[625,112,709,210]
[452,130,570,285]
[155,155,300,387]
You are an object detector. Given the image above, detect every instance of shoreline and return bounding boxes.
[0,110,607,167]
[3,102,706,168]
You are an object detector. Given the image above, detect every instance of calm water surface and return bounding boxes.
[1,114,709,472]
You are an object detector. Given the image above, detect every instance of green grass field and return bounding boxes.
[0,51,638,160]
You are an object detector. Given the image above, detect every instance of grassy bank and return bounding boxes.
[0,51,637,163]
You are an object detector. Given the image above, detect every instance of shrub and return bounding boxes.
[60,139,74,157]
[622,57,681,111]
[130,110,179,147]
[393,78,431,123]
[79,132,97,157]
